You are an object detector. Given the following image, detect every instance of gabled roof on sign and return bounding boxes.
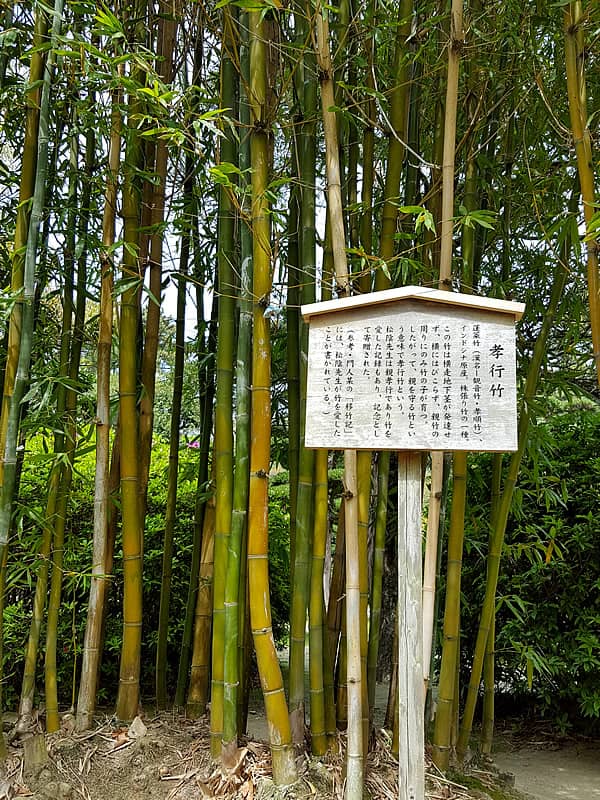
[301,285,525,321]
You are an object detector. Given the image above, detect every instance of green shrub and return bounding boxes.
[460,405,600,732]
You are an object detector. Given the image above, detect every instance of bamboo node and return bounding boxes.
[255,469,268,479]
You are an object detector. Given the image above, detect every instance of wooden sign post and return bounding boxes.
[302,287,524,800]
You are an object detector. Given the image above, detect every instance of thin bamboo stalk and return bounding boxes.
[187,492,216,716]
[222,80,252,761]
[367,454,388,714]
[326,499,345,677]
[155,182,186,708]
[46,102,91,732]
[152,4,178,711]
[422,452,444,698]
[319,217,336,749]
[210,5,238,754]
[174,27,209,709]
[0,546,7,758]
[438,0,464,289]
[41,127,76,728]
[376,0,414,288]
[357,453,370,752]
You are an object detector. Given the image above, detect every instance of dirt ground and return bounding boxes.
[492,732,600,800]
[0,709,523,800]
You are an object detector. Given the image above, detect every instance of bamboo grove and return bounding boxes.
[0,0,599,794]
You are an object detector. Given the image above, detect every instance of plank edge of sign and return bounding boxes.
[304,445,520,453]
[301,286,525,321]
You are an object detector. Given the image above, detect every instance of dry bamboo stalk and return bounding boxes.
[422,451,444,698]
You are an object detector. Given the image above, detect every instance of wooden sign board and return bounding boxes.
[302,287,525,452]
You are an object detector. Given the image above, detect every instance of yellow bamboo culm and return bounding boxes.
[564,2,600,387]
[247,9,296,787]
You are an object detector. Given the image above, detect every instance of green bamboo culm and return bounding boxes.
[367,454,389,715]
[480,453,502,754]
[116,0,147,722]
[210,3,239,756]
[222,11,252,758]
[288,1,318,745]
[309,448,328,754]
[247,8,297,786]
